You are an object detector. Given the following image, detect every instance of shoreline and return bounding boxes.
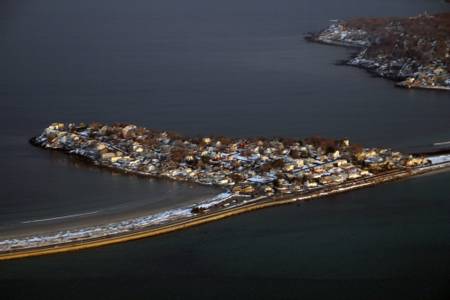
[394,81,450,91]
[307,32,450,92]
[29,137,226,190]
[305,13,450,91]
[1,122,445,260]
[2,157,450,261]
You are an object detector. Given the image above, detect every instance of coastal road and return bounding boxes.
[0,161,435,259]
[4,158,450,260]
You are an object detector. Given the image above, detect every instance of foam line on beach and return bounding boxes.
[433,141,450,146]
[21,211,99,224]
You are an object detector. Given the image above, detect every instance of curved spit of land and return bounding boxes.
[1,122,450,260]
[306,12,450,90]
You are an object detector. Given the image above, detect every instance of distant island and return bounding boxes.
[306,12,450,90]
[1,122,450,260]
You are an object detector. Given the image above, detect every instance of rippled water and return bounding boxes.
[1,0,449,298]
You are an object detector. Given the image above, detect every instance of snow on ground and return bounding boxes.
[427,155,450,165]
[0,192,234,252]
[197,192,233,209]
[248,175,276,184]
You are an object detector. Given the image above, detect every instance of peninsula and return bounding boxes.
[1,122,450,260]
[307,12,450,90]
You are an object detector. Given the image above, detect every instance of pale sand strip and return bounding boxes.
[2,159,449,261]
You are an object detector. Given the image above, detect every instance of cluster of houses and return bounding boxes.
[33,123,430,197]
[397,63,450,89]
[311,14,450,91]
[0,123,438,252]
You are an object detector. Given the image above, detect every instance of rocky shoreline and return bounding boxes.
[306,12,450,90]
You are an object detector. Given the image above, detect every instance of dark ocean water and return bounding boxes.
[1,0,450,299]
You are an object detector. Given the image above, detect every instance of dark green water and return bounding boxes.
[1,0,450,298]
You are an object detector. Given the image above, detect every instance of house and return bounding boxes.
[334,159,348,167]
[305,181,318,188]
[101,152,115,160]
[319,176,335,185]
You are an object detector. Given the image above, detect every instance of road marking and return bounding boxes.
[21,211,99,224]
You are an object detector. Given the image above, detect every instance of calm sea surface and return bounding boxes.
[1,0,449,298]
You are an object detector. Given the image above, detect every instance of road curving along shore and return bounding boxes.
[2,122,450,260]
[2,159,450,261]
